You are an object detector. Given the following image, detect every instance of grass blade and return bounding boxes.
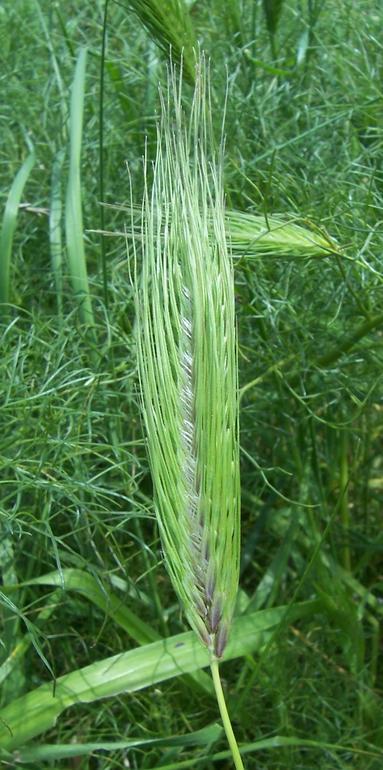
[0,601,317,752]
[0,152,36,309]
[142,735,383,769]
[14,723,223,762]
[65,47,95,331]
[18,568,214,696]
[27,568,159,644]
[0,590,61,689]
[0,529,25,702]
[262,0,284,57]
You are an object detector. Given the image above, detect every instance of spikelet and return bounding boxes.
[122,205,340,260]
[134,57,240,659]
[223,210,340,259]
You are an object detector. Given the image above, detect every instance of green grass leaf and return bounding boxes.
[10,568,214,697]
[0,601,317,752]
[14,723,223,762]
[27,568,159,642]
[147,734,383,769]
[262,0,284,57]
[65,47,95,331]
[0,152,35,308]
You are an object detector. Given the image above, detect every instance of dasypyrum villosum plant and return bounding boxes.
[134,56,244,769]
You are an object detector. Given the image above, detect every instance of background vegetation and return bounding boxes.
[1,0,382,767]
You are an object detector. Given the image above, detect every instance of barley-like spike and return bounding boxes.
[134,53,245,770]
[134,55,240,660]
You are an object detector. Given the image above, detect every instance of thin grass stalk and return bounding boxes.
[134,58,244,768]
[0,589,62,688]
[339,430,351,572]
[99,0,110,310]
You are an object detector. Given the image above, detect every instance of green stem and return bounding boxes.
[315,312,383,369]
[99,0,109,310]
[242,312,383,397]
[340,430,351,572]
[210,658,245,770]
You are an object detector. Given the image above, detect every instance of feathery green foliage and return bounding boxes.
[135,58,240,660]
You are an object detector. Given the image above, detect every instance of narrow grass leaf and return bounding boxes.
[146,735,383,769]
[0,591,54,684]
[297,28,310,66]
[262,0,284,57]
[246,517,300,612]
[65,47,95,330]
[0,152,35,308]
[25,568,159,644]
[262,0,284,36]
[0,527,25,701]
[0,590,61,688]
[15,724,223,762]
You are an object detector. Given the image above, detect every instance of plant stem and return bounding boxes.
[210,658,245,770]
[99,0,109,310]
[340,430,351,572]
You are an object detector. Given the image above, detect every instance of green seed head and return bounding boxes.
[135,56,240,658]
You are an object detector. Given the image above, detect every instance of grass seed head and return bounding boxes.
[135,56,240,658]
